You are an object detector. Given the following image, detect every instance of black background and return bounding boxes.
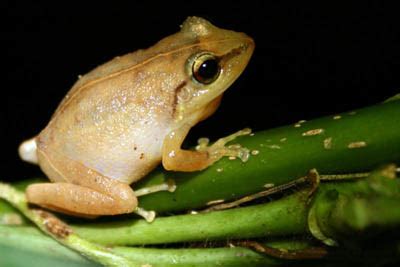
[1,1,399,182]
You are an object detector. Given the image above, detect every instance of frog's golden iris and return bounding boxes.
[191,53,221,85]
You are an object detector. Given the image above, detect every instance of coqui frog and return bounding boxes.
[18,17,254,220]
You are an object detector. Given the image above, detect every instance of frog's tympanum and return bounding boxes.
[18,17,254,219]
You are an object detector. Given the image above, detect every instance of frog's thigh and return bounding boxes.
[28,151,137,216]
[26,183,134,216]
[162,124,210,172]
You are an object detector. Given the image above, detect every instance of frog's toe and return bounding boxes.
[197,128,252,163]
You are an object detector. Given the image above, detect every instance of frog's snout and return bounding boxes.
[18,137,38,164]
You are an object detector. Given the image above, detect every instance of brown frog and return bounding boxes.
[18,17,254,220]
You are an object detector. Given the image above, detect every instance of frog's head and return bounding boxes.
[172,17,254,121]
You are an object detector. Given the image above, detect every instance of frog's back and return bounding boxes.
[54,21,196,117]
[53,17,243,117]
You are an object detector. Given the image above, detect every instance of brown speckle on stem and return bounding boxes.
[323,137,332,149]
[348,141,367,149]
[302,129,324,136]
[264,183,275,188]
[333,115,342,120]
[34,210,73,239]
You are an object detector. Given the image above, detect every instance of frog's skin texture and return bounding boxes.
[18,17,254,217]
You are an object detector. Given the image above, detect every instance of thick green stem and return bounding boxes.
[74,169,400,247]
[136,100,400,213]
[3,223,399,267]
[0,226,98,267]
[309,167,400,245]
[74,191,308,245]
[0,225,287,267]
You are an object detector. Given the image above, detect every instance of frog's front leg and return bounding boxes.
[26,153,138,217]
[162,124,251,171]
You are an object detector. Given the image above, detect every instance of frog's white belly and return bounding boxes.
[47,74,177,184]
[65,120,171,184]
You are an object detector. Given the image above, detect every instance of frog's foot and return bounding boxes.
[132,180,176,223]
[195,128,252,163]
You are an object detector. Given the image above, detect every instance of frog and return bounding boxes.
[18,16,254,221]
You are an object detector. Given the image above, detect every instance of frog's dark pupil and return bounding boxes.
[195,59,219,84]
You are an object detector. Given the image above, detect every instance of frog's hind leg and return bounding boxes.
[26,182,136,216]
[26,150,138,217]
[26,178,139,215]
[18,137,38,164]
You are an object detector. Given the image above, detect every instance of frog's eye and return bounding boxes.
[192,53,221,84]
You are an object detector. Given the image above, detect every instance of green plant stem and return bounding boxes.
[309,167,400,245]
[114,246,280,267]
[3,224,400,267]
[136,100,400,213]
[0,225,287,267]
[2,171,400,249]
[0,226,98,267]
[0,182,308,266]
[74,190,308,245]
[0,182,141,267]
[73,170,400,246]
